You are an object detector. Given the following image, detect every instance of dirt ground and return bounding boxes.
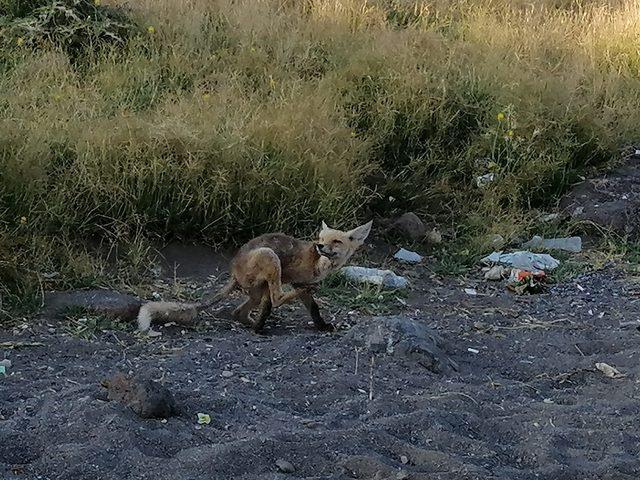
[2,245,640,480]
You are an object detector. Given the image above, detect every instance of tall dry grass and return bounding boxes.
[1,0,639,306]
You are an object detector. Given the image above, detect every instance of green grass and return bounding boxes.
[61,306,132,340]
[2,0,640,307]
[318,272,407,315]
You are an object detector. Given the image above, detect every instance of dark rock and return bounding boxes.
[44,290,142,321]
[344,315,457,373]
[101,372,176,419]
[275,459,295,473]
[389,212,426,241]
[559,160,640,237]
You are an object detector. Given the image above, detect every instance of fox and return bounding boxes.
[137,220,373,334]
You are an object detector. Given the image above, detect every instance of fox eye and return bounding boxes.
[333,239,343,245]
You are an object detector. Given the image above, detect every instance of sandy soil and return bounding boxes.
[2,250,640,480]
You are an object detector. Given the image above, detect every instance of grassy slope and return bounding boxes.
[1,0,639,307]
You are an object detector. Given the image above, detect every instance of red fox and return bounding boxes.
[137,220,372,334]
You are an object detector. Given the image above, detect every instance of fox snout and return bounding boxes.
[315,243,336,258]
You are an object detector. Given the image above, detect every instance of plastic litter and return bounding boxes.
[595,362,625,379]
[341,266,408,289]
[476,173,495,188]
[393,248,423,264]
[522,235,582,253]
[481,251,560,273]
[197,413,211,425]
[539,213,560,223]
[507,269,547,294]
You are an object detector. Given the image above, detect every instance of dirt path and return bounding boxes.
[2,259,640,479]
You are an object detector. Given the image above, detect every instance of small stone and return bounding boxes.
[390,212,426,241]
[221,370,234,378]
[275,459,295,473]
[396,470,410,480]
[344,315,457,373]
[0,359,11,369]
[400,455,409,465]
[393,248,423,264]
[425,228,442,244]
[101,372,176,419]
[484,265,507,281]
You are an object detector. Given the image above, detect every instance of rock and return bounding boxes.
[393,248,423,264]
[44,290,142,321]
[425,228,443,244]
[344,316,457,373]
[484,265,508,281]
[389,212,426,241]
[101,372,176,419]
[221,370,234,378]
[559,160,640,237]
[275,459,295,473]
[0,359,11,369]
[400,455,409,465]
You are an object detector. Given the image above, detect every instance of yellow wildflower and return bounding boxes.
[20,216,27,224]
[16,37,24,47]
[202,93,210,100]
[250,47,256,52]
[147,26,156,34]
[94,0,101,5]
[497,112,505,121]
[507,129,514,137]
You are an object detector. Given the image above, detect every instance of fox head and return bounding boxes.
[316,220,373,267]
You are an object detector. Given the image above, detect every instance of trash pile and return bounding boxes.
[480,234,581,294]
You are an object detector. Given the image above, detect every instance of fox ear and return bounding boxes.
[321,221,329,231]
[348,220,373,243]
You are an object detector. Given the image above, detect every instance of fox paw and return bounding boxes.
[317,322,335,332]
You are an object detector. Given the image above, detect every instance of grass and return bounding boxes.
[61,306,132,340]
[2,0,640,308]
[318,272,407,315]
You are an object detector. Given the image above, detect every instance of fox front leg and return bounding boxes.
[294,286,334,332]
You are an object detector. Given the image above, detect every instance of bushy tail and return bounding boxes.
[196,277,238,311]
[136,277,238,332]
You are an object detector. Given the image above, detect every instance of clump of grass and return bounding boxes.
[318,272,407,315]
[0,0,138,59]
[2,0,640,304]
[61,306,131,340]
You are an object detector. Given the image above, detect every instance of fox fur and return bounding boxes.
[137,220,372,334]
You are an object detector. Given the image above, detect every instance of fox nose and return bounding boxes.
[317,244,325,250]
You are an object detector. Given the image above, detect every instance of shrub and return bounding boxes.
[0,0,137,58]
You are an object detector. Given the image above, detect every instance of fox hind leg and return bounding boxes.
[252,291,272,333]
[232,286,263,327]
